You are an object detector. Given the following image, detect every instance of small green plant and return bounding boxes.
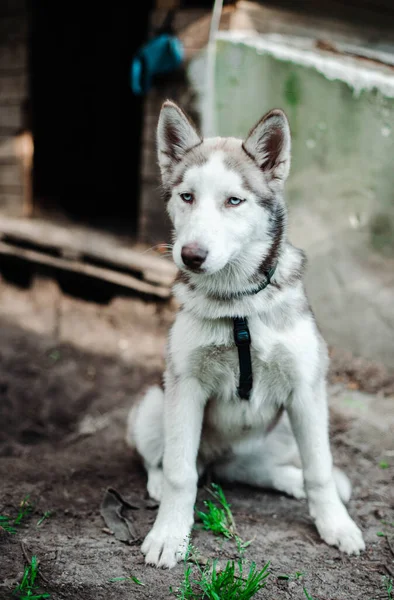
[14,496,34,525]
[196,484,252,555]
[172,544,270,599]
[384,576,393,600]
[196,484,236,539]
[377,531,386,537]
[0,514,17,534]
[379,461,390,469]
[201,559,270,599]
[13,555,50,599]
[172,562,194,599]
[0,496,34,534]
[37,512,52,527]
[109,575,145,585]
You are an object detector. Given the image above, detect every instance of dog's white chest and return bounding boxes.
[170,312,294,438]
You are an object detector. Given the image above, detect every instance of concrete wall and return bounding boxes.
[189,34,394,367]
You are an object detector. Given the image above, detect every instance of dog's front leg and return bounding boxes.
[288,380,365,555]
[141,375,206,568]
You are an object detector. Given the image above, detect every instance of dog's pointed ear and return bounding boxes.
[157,100,202,182]
[243,109,291,184]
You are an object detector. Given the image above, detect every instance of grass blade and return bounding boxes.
[13,554,50,599]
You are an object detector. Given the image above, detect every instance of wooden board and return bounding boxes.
[0,216,178,297]
[0,240,172,299]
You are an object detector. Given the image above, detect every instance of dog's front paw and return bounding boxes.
[315,512,365,555]
[141,522,191,569]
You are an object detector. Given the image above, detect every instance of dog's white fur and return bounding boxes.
[126,101,365,568]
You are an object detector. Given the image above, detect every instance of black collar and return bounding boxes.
[215,264,276,301]
[232,264,276,400]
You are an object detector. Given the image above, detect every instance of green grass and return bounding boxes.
[0,497,52,535]
[109,575,145,586]
[13,555,50,599]
[0,514,17,534]
[173,546,270,599]
[0,496,34,534]
[198,559,270,600]
[303,588,315,600]
[36,512,52,527]
[384,576,393,600]
[14,497,34,525]
[196,484,236,540]
[277,571,304,581]
[196,484,252,555]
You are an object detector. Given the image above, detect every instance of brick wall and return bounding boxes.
[0,0,29,216]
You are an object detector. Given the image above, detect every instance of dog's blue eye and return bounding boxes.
[227,197,244,207]
[180,193,193,203]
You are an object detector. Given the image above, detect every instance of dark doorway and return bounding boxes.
[29,1,153,235]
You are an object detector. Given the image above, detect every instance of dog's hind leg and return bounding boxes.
[213,452,306,499]
[126,385,164,502]
[212,414,351,503]
[213,449,350,502]
[211,414,305,499]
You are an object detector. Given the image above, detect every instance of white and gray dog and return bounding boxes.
[127,100,365,568]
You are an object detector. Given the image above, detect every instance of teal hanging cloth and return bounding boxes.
[131,11,184,95]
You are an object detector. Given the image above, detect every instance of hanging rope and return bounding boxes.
[203,0,223,137]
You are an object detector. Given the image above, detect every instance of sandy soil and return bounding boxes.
[0,276,393,600]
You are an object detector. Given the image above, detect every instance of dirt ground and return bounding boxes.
[0,275,393,600]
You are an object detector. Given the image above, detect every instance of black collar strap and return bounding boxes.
[219,264,276,301]
[233,264,276,400]
[243,264,276,297]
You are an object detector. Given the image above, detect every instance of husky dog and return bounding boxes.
[127,100,365,568]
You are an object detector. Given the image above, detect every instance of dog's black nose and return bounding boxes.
[181,243,208,270]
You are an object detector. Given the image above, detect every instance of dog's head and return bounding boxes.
[157,100,291,276]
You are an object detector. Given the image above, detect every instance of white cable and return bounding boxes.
[203,0,223,137]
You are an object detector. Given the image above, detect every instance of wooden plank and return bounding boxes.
[0,216,177,287]
[0,240,172,299]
